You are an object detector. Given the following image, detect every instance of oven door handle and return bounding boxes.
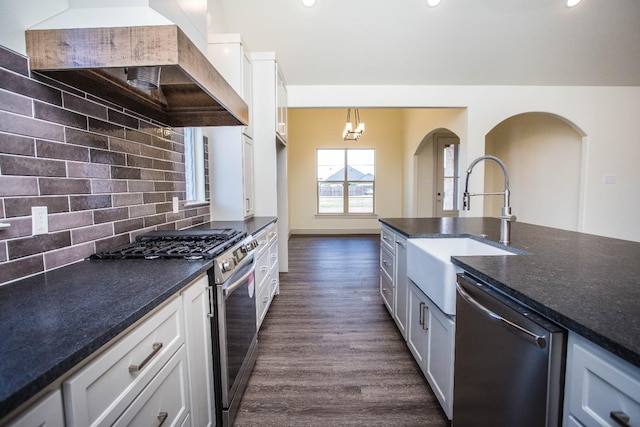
[224,262,255,298]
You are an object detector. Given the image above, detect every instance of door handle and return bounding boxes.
[418,302,425,326]
[610,411,631,427]
[456,282,547,349]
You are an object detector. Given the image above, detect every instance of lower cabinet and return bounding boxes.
[113,346,190,427]
[563,332,640,427]
[394,236,408,339]
[407,280,455,420]
[7,274,218,427]
[63,297,186,426]
[6,390,64,427]
[182,274,216,427]
[255,222,279,329]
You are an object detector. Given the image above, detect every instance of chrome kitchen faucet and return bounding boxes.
[463,155,516,245]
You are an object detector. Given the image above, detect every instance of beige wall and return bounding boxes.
[288,108,404,234]
[484,113,583,231]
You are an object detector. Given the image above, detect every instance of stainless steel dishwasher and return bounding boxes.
[453,274,566,427]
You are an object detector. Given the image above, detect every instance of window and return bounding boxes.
[317,148,375,214]
[185,127,206,203]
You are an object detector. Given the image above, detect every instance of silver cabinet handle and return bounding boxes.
[396,240,406,248]
[422,304,429,330]
[157,411,168,426]
[419,302,425,326]
[382,259,389,266]
[611,411,631,427]
[129,342,163,373]
[456,283,546,349]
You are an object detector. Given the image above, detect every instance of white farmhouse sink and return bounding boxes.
[407,238,517,315]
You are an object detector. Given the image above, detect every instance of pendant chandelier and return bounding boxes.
[342,108,365,141]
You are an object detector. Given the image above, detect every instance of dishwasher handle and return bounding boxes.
[456,282,547,349]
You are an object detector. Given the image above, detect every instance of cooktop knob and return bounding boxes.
[221,258,235,273]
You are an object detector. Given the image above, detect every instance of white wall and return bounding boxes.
[289,85,640,242]
[484,113,583,231]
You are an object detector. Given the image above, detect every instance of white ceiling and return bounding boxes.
[218,0,640,86]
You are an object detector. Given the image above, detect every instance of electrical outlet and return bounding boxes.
[32,206,48,235]
[172,197,180,213]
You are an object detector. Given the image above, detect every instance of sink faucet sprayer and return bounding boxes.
[463,155,516,245]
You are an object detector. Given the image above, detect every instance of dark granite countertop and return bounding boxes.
[380,217,640,369]
[0,217,276,420]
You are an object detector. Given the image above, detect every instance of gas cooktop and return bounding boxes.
[90,228,245,260]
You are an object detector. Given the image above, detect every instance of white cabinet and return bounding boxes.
[379,225,408,339]
[181,274,215,427]
[406,280,455,420]
[6,390,64,427]
[207,34,255,220]
[242,136,255,217]
[563,332,640,427]
[207,34,252,138]
[63,297,186,426]
[251,51,289,273]
[254,222,279,329]
[207,127,254,220]
[394,236,408,339]
[276,68,287,144]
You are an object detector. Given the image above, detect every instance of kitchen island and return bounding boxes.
[380,217,640,368]
[0,217,276,422]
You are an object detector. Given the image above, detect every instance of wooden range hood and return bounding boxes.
[25,25,248,128]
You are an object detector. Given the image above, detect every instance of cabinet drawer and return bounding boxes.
[254,223,276,257]
[564,333,640,427]
[380,245,394,279]
[380,270,394,314]
[270,261,279,298]
[255,251,270,288]
[64,297,184,427]
[269,238,278,270]
[257,280,270,327]
[113,346,190,427]
[381,226,395,253]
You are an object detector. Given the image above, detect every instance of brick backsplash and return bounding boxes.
[0,45,210,286]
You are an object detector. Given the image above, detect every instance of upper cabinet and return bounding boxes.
[251,52,288,145]
[207,34,253,137]
[276,68,288,144]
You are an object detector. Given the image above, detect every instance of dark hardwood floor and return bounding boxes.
[233,235,450,427]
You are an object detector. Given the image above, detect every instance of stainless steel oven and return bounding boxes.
[209,235,258,427]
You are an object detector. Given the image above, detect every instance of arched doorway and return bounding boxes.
[414,128,461,217]
[484,112,585,231]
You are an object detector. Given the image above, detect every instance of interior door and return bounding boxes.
[434,135,460,217]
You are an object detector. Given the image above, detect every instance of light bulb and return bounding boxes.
[566,0,581,7]
[302,0,316,7]
[427,0,441,7]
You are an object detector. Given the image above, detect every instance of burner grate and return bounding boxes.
[90,228,245,260]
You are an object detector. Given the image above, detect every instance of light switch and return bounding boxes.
[604,175,616,184]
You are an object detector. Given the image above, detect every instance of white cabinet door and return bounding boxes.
[242,135,255,217]
[425,301,455,420]
[564,332,640,427]
[394,237,408,339]
[182,274,215,427]
[7,390,64,427]
[407,280,428,370]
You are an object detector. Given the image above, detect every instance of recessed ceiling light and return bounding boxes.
[566,0,582,7]
[302,0,316,7]
[427,0,442,7]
